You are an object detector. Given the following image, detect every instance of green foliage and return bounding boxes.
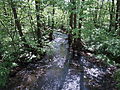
[114,69,120,88]
[0,0,119,88]
[72,28,81,39]
[0,63,10,87]
[82,27,120,64]
[43,6,68,28]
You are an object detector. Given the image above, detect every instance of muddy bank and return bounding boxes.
[2,32,116,90]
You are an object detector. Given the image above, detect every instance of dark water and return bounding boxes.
[4,32,114,90]
[31,32,114,90]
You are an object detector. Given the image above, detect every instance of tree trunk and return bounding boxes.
[10,0,40,56]
[52,4,55,29]
[70,0,74,29]
[75,0,85,55]
[72,0,77,54]
[68,0,74,47]
[10,0,29,49]
[28,0,36,41]
[73,0,77,29]
[109,0,115,31]
[115,0,120,35]
[35,0,42,45]
[70,14,74,29]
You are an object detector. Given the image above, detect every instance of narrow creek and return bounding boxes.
[5,32,115,90]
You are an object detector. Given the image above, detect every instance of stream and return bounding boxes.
[5,31,115,90]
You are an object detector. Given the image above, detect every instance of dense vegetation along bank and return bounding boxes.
[0,0,120,89]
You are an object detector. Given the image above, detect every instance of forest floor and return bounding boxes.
[4,31,117,90]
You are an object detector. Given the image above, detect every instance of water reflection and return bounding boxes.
[62,69,80,90]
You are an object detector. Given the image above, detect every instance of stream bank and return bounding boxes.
[3,31,116,90]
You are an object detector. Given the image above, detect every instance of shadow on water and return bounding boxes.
[32,32,90,90]
[31,32,71,90]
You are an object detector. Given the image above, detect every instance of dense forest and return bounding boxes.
[0,0,120,89]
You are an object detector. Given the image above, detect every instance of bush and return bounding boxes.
[114,69,120,89]
[0,63,10,87]
[82,28,120,64]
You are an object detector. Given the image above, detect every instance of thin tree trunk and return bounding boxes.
[98,0,104,27]
[73,0,77,29]
[35,0,42,45]
[79,0,84,29]
[70,14,74,29]
[52,4,55,29]
[10,0,30,49]
[76,0,85,55]
[72,0,77,54]
[70,0,74,29]
[48,15,50,26]
[28,0,36,41]
[10,0,40,56]
[93,2,99,28]
[109,0,115,31]
[115,0,120,35]
[68,0,74,47]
